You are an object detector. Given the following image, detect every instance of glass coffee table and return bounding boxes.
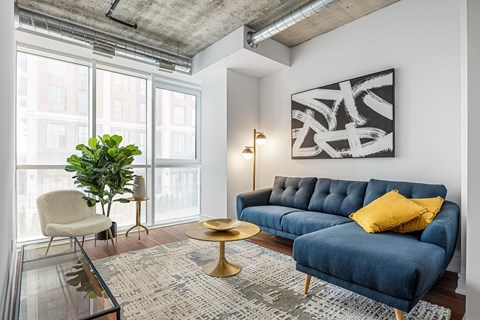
[16,238,120,320]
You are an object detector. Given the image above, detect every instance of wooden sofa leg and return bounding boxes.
[394,308,404,320]
[304,274,311,294]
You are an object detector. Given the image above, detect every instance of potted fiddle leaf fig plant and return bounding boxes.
[65,134,142,240]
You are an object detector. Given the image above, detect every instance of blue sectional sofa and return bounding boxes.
[236,176,459,319]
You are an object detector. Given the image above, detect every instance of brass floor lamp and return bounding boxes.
[242,129,267,191]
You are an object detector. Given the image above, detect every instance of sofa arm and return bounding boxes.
[420,201,459,268]
[236,188,272,219]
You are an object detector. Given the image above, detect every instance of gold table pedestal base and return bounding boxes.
[125,224,149,240]
[203,241,241,278]
[125,198,150,240]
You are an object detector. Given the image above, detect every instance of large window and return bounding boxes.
[96,69,148,226]
[46,85,67,110]
[78,90,88,115]
[155,89,196,160]
[46,123,67,149]
[155,86,200,222]
[16,50,201,242]
[16,52,89,241]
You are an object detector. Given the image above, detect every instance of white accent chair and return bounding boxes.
[37,190,115,254]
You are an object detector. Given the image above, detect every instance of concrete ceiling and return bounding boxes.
[16,0,399,58]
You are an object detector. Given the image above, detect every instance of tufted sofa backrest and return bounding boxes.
[364,179,447,206]
[308,179,368,217]
[269,176,317,210]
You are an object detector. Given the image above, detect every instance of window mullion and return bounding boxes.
[149,77,156,226]
[91,60,97,139]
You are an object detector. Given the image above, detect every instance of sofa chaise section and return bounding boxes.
[294,222,447,312]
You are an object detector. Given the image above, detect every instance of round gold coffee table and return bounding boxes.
[184,220,260,278]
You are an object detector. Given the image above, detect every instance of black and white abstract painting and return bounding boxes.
[291,69,395,159]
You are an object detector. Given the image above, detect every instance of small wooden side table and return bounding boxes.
[125,197,149,240]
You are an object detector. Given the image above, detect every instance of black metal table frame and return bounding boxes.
[15,237,121,320]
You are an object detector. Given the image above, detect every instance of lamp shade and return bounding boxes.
[242,146,254,159]
[132,176,146,199]
[255,132,267,145]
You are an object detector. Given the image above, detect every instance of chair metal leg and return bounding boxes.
[45,237,54,255]
[81,236,85,247]
[107,228,116,252]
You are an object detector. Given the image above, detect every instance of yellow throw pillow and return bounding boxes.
[349,190,428,233]
[393,197,444,233]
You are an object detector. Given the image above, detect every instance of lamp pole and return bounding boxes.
[242,129,266,191]
[253,128,257,191]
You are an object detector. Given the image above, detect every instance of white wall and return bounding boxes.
[199,69,260,220]
[200,71,228,219]
[258,0,462,272]
[0,0,15,317]
[464,0,480,317]
[226,70,260,218]
[258,0,461,200]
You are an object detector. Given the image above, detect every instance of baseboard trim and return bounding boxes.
[199,213,223,220]
[3,248,18,320]
[456,272,466,295]
[447,254,461,273]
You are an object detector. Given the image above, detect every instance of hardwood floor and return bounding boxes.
[84,222,466,319]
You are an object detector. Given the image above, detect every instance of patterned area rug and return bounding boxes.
[94,240,451,320]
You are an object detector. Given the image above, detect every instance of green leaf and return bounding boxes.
[67,278,81,286]
[86,199,97,207]
[114,198,130,203]
[100,134,111,142]
[111,134,123,145]
[88,137,98,149]
[107,148,118,157]
[131,149,142,155]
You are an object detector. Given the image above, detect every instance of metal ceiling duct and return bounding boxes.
[16,7,192,74]
[247,0,339,48]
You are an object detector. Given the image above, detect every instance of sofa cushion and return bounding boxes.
[350,190,427,233]
[269,176,317,210]
[293,223,446,300]
[240,205,302,230]
[308,178,368,217]
[281,211,352,236]
[393,197,445,233]
[364,179,447,206]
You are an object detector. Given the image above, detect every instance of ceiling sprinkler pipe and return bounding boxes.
[106,0,137,29]
[247,0,339,48]
[106,0,121,18]
[16,7,192,73]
